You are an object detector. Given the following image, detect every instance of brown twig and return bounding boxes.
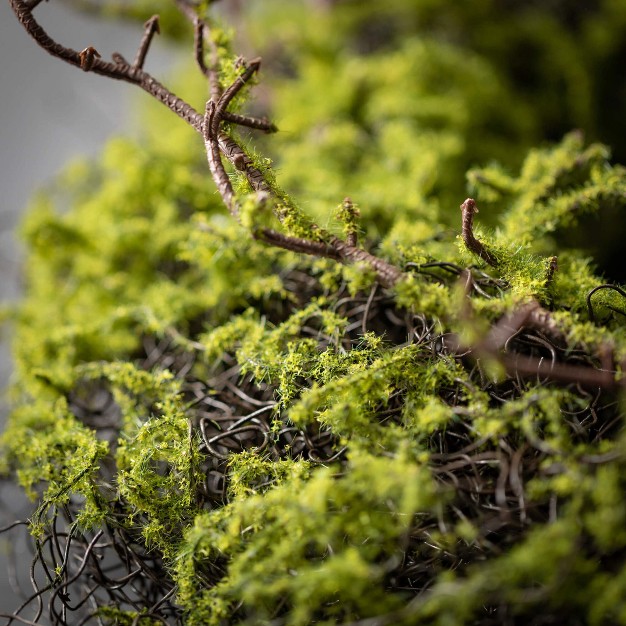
[460,198,498,267]
[210,58,261,137]
[193,19,211,79]
[254,229,342,260]
[499,352,619,390]
[193,17,223,103]
[204,102,238,217]
[133,15,160,70]
[4,0,448,289]
[222,112,277,133]
[9,0,205,131]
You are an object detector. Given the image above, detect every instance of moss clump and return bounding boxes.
[4,1,626,625]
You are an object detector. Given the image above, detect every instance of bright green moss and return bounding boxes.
[4,1,626,624]
[176,450,436,626]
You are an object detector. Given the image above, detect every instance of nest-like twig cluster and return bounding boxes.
[2,261,623,625]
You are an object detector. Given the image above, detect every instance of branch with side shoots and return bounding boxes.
[8,0,623,387]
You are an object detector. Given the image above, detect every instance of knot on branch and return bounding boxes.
[79,46,100,71]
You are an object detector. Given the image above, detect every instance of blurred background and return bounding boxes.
[0,1,182,612]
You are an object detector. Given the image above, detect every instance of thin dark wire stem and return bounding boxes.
[586,283,626,323]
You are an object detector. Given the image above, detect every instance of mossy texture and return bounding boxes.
[4,1,626,625]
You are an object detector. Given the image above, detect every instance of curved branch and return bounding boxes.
[9,0,204,132]
[9,0,404,289]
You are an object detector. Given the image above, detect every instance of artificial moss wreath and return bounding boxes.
[4,1,626,624]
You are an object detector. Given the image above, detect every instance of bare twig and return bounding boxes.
[204,101,238,217]
[9,0,205,131]
[255,228,342,260]
[210,57,261,136]
[193,19,211,78]
[222,111,277,132]
[460,198,498,267]
[133,15,160,69]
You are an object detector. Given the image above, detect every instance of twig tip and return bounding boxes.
[461,198,478,214]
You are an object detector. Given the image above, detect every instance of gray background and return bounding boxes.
[0,0,182,615]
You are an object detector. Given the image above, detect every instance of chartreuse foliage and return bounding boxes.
[4,1,626,625]
[176,450,434,626]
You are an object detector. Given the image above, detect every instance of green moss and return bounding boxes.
[4,1,626,624]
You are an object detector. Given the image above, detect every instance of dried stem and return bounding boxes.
[133,15,160,70]
[222,112,277,133]
[193,19,211,78]
[13,0,596,296]
[9,0,205,131]
[204,102,238,217]
[78,46,100,71]
[460,198,498,267]
[500,352,619,390]
[255,229,342,260]
[210,58,261,136]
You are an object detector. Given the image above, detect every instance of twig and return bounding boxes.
[460,198,498,267]
[6,0,427,289]
[222,112,277,132]
[500,352,618,390]
[133,15,160,70]
[193,17,223,103]
[9,0,205,131]
[255,228,341,260]
[204,102,238,217]
[209,58,261,137]
[193,19,211,78]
